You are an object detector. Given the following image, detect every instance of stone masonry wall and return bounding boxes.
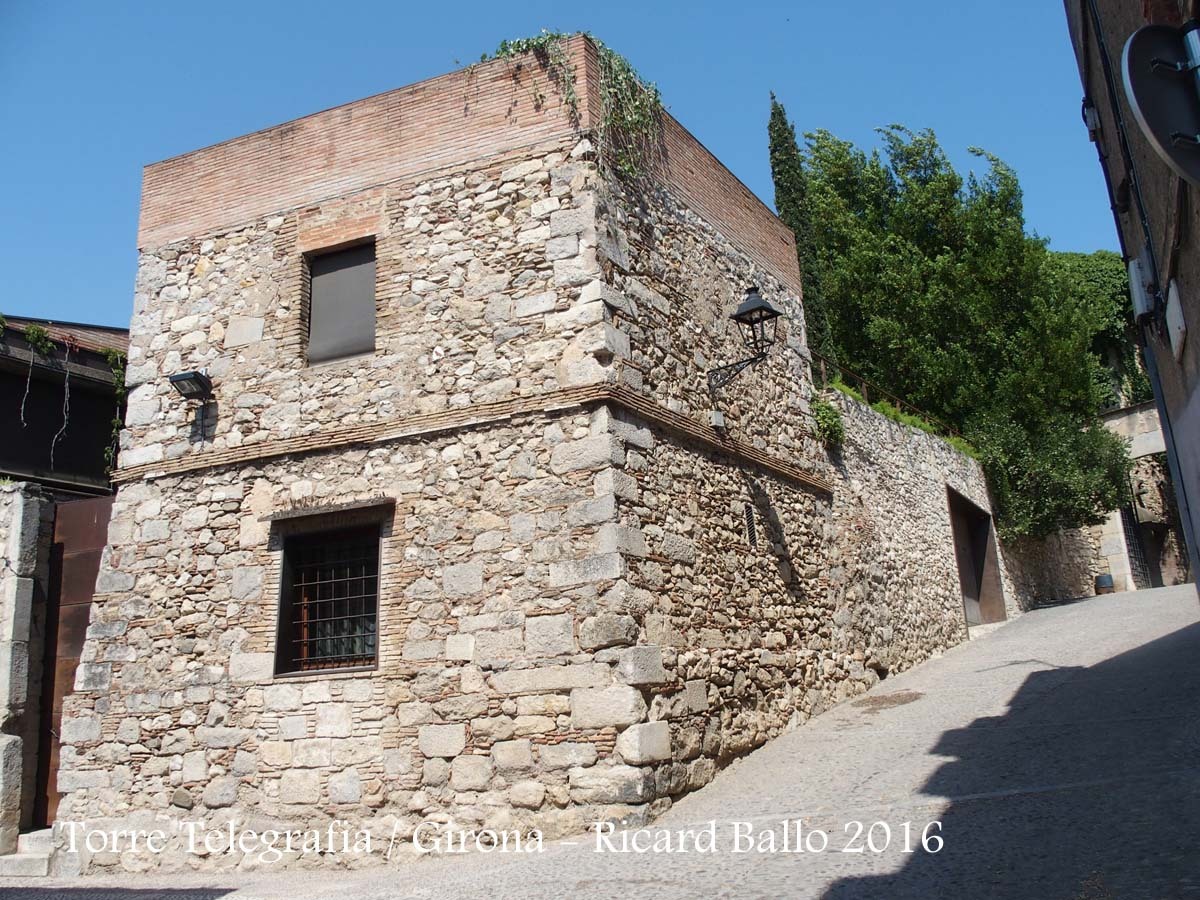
[120,139,616,472]
[0,482,54,853]
[60,406,683,872]
[59,43,1027,873]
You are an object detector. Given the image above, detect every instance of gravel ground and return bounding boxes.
[3,584,1197,900]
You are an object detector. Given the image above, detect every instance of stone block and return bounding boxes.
[500,159,542,182]
[259,742,291,768]
[403,640,443,661]
[264,684,302,710]
[0,736,20,854]
[492,739,533,772]
[229,651,274,684]
[293,739,331,767]
[580,280,638,319]
[566,495,616,527]
[224,316,264,349]
[514,290,558,317]
[681,680,709,714]
[422,758,449,786]
[60,715,101,744]
[418,723,466,758]
[444,561,484,596]
[545,235,579,261]
[616,721,671,764]
[329,769,362,804]
[490,663,610,694]
[55,769,109,792]
[474,628,524,660]
[280,770,320,805]
[660,534,697,564]
[579,614,639,650]
[549,553,625,587]
[571,685,647,729]
[445,634,475,661]
[396,701,434,727]
[202,776,237,808]
[0,577,33,642]
[568,765,652,804]
[525,613,575,657]
[433,693,489,721]
[278,716,307,740]
[539,742,598,769]
[513,715,556,735]
[315,704,352,737]
[171,788,194,810]
[73,663,111,692]
[230,566,264,601]
[595,523,647,557]
[549,435,623,475]
[616,646,667,685]
[450,754,493,791]
[515,694,570,716]
[508,781,546,809]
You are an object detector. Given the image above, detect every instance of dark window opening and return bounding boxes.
[276,524,380,673]
[307,242,376,364]
[745,504,758,549]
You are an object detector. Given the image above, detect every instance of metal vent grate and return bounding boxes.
[744,504,757,549]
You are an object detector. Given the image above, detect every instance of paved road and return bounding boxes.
[4,585,1198,899]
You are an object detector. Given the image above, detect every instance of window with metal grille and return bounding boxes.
[744,504,758,549]
[276,525,380,673]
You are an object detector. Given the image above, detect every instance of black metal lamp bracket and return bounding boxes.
[707,353,766,391]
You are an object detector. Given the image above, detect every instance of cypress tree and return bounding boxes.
[768,94,835,368]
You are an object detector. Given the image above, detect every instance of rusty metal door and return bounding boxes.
[34,495,112,826]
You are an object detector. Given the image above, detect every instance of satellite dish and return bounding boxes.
[1123,23,1200,187]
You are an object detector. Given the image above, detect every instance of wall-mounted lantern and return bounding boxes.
[168,370,213,402]
[169,370,214,439]
[707,286,784,390]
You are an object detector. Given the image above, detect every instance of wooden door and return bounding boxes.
[34,495,112,826]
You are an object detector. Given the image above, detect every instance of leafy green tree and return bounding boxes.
[1046,250,1152,406]
[768,94,835,365]
[767,104,1132,537]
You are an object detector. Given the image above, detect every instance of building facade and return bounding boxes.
[0,318,127,498]
[1064,0,1200,587]
[49,37,1027,872]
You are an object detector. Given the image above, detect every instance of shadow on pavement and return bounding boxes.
[0,892,234,899]
[825,620,1200,899]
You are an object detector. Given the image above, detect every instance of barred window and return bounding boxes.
[276,525,380,673]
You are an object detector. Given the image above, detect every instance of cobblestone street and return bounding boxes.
[3,585,1197,899]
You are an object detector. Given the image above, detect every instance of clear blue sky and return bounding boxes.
[0,0,1116,329]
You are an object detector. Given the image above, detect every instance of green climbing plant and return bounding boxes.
[19,324,54,428]
[478,31,664,181]
[810,397,844,451]
[102,348,127,473]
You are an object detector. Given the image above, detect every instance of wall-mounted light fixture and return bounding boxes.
[707,286,784,390]
[169,370,214,439]
[169,370,213,402]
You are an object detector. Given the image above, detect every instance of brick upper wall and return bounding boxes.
[654,113,801,293]
[138,34,799,292]
[137,36,594,249]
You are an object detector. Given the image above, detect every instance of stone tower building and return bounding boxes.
[54,35,1010,871]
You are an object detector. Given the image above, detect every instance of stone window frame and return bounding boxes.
[271,509,389,677]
